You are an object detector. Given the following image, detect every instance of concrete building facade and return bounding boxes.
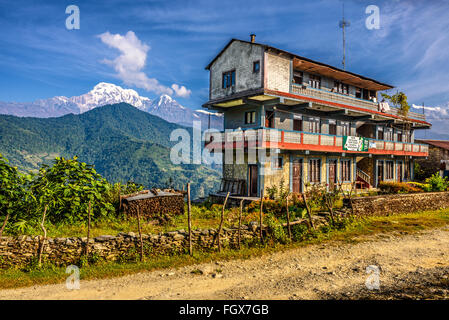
[203,37,431,197]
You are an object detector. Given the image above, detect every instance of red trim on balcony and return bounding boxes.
[264,89,431,126]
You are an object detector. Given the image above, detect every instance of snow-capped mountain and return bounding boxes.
[0,82,223,129]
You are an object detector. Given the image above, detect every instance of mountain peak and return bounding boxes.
[0,82,223,129]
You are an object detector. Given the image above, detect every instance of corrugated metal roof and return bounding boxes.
[124,191,183,202]
[416,139,449,151]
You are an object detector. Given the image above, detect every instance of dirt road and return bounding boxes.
[1,227,449,300]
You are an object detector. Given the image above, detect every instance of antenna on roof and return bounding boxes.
[339,2,350,70]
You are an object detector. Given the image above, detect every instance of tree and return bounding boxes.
[381,91,410,118]
[0,154,32,236]
[30,156,114,223]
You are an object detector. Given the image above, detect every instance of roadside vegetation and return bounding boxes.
[1,209,448,290]
[1,153,449,290]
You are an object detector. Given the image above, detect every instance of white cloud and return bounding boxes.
[412,103,449,120]
[171,84,191,98]
[98,31,190,98]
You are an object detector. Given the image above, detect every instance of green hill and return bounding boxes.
[0,103,220,199]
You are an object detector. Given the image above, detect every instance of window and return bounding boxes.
[377,126,384,140]
[293,115,303,131]
[385,128,393,141]
[293,71,303,85]
[363,89,369,100]
[334,81,349,95]
[341,159,351,182]
[273,157,283,169]
[222,70,235,89]
[386,161,394,180]
[328,119,337,135]
[355,87,362,99]
[308,117,321,133]
[397,130,403,142]
[341,121,350,136]
[253,61,260,73]
[309,75,321,89]
[245,111,256,124]
[403,130,411,143]
[309,159,321,183]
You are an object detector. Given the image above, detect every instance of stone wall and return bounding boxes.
[348,192,449,216]
[0,224,261,268]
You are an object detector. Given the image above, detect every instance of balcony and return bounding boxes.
[290,84,427,122]
[204,128,429,157]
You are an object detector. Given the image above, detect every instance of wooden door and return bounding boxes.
[248,165,258,197]
[397,162,403,182]
[377,161,384,186]
[292,159,303,193]
[328,160,337,189]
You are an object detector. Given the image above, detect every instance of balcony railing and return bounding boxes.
[290,84,427,122]
[204,127,429,157]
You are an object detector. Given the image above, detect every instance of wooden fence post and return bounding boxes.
[259,189,264,243]
[37,205,48,267]
[136,205,144,262]
[286,193,292,239]
[187,183,192,256]
[238,199,244,249]
[217,192,230,252]
[86,200,91,261]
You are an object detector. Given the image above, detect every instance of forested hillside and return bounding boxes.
[0,103,220,199]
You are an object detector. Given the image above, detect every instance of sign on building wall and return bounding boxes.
[343,136,369,152]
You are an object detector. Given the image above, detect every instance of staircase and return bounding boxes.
[356,168,371,189]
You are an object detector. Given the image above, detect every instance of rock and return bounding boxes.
[95,235,116,242]
[212,273,223,279]
[173,234,185,241]
[198,265,214,275]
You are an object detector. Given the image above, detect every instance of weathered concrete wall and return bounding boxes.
[265,52,290,92]
[224,105,261,129]
[209,41,263,100]
[0,225,261,268]
[348,192,449,216]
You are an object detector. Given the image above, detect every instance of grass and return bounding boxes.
[1,209,448,290]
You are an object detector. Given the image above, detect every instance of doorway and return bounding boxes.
[248,164,258,197]
[292,159,303,193]
[377,160,384,187]
[397,161,403,182]
[328,160,337,189]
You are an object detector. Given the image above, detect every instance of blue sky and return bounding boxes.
[1,0,449,132]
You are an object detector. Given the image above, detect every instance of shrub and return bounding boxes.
[30,157,115,223]
[378,181,422,194]
[424,173,449,192]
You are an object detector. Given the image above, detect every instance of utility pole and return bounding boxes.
[339,2,350,70]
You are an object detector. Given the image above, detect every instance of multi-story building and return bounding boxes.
[203,36,431,197]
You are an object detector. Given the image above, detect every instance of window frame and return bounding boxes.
[340,159,352,182]
[308,117,321,133]
[244,111,256,124]
[253,60,260,73]
[272,156,283,170]
[222,70,236,89]
[340,121,351,136]
[385,160,394,180]
[308,158,321,183]
[309,74,321,89]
